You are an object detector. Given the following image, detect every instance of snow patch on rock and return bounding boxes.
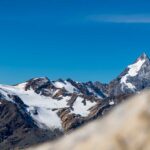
[71,97,96,117]
[109,101,115,105]
[28,107,62,130]
[53,80,78,93]
[87,87,103,99]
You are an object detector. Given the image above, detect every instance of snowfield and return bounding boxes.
[0,82,97,130]
[0,84,69,129]
[70,97,96,117]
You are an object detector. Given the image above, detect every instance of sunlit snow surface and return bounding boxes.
[0,84,70,130]
[0,83,97,130]
[53,80,78,93]
[121,58,146,91]
[70,97,96,117]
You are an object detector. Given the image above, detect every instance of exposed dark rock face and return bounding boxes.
[93,81,109,96]
[25,77,57,96]
[0,99,63,150]
[66,78,106,98]
[58,108,84,132]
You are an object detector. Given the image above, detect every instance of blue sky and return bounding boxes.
[0,0,150,84]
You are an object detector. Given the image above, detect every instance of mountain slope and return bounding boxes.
[0,81,100,130]
[0,79,110,149]
[0,98,62,150]
[1,53,150,149]
[28,90,150,150]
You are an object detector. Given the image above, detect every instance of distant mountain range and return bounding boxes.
[0,53,150,150]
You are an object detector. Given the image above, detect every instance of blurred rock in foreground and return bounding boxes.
[27,90,150,150]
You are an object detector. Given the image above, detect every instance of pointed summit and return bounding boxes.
[137,52,149,61]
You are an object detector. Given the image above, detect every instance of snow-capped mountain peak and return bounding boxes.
[120,54,146,91]
[109,52,150,96]
[1,52,150,149]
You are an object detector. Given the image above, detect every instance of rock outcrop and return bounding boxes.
[0,99,63,150]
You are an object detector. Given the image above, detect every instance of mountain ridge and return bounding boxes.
[1,52,150,149]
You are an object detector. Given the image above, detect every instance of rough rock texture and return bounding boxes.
[27,90,150,150]
[25,77,57,96]
[0,99,63,150]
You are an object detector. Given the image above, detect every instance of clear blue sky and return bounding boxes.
[0,0,150,84]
